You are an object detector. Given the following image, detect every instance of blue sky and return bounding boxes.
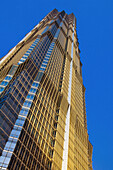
[0,0,113,169]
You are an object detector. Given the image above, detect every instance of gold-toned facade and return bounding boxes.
[0,9,93,170]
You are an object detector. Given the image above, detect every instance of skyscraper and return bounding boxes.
[0,9,93,170]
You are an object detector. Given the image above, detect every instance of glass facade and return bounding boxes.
[0,9,93,170]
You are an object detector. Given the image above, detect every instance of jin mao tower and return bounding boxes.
[0,9,93,170]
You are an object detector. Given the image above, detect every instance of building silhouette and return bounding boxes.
[0,9,93,170]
